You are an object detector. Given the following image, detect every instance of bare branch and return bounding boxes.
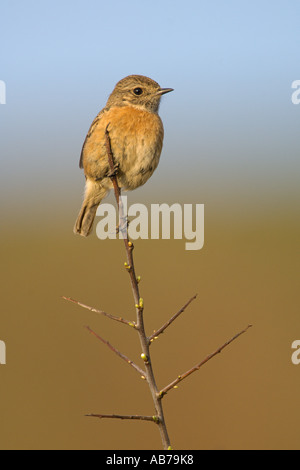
[159,324,253,398]
[66,116,252,451]
[105,126,140,302]
[62,296,136,328]
[105,123,122,206]
[103,127,171,449]
[149,294,198,344]
[86,414,159,423]
[85,326,145,377]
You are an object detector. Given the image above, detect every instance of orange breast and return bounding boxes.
[82,106,164,189]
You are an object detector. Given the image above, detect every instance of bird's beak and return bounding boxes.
[156,88,174,96]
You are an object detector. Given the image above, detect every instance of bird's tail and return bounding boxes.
[74,180,108,237]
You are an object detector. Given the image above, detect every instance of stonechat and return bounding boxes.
[74,75,173,237]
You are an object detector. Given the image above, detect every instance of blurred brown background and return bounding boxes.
[0,198,299,450]
[1,0,300,450]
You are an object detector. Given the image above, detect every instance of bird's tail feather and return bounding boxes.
[74,181,108,237]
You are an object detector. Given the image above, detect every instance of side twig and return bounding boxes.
[159,324,253,397]
[86,414,158,423]
[62,296,136,328]
[85,326,145,377]
[149,294,198,343]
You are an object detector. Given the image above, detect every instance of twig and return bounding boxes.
[149,294,198,343]
[105,124,122,205]
[159,324,253,397]
[104,126,171,450]
[85,326,145,377]
[105,125,140,305]
[86,414,158,423]
[62,296,135,328]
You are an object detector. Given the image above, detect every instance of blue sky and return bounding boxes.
[1,0,300,215]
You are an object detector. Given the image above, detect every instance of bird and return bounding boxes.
[74,74,173,237]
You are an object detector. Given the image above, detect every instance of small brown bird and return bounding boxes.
[74,75,173,237]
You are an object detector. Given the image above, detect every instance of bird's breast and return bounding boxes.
[107,106,165,190]
[82,105,165,190]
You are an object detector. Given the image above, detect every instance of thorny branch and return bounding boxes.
[86,414,158,423]
[64,126,252,450]
[104,125,171,449]
[85,326,145,377]
[159,324,253,398]
[149,294,198,344]
[62,296,136,328]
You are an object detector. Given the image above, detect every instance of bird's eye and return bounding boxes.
[133,87,143,96]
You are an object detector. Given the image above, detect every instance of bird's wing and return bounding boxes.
[79,108,106,169]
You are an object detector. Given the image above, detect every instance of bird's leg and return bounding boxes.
[116,215,129,235]
[107,162,120,178]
